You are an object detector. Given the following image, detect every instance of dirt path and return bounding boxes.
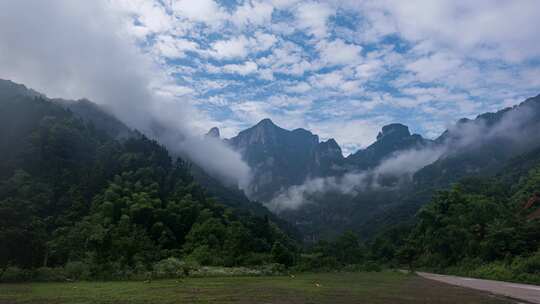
[418,272,540,304]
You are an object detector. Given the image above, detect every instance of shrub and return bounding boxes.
[64,261,91,280]
[189,265,287,277]
[513,252,540,275]
[242,253,271,266]
[293,254,341,272]
[360,261,382,272]
[271,242,294,267]
[470,262,514,282]
[342,264,362,272]
[33,267,67,282]
[0,266,32,282]
[153,258,199,279]
[187,245,223,266]
[260,263,286,275]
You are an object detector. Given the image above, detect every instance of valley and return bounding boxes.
[2,1,540,302]
[1,79,540,294]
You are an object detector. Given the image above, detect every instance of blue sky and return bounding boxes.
[3,0,540,155]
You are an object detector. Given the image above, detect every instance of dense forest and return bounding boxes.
[297,154,540,283]
[368,155,540,283]
[2,83,540,285]
[0,94,295,281]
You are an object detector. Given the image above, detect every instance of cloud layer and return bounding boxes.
[0,0,251,188]
[1,0,539,193]
[106,0,540,154]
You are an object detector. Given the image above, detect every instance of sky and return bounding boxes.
[2,1,540,156]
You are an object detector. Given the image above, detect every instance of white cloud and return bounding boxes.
[154,35,199,59]
[405,52,462,82]
[259,41,315,76]
[209,33,276,60]
[286,82,311,93]
[112,0,540,160]
[0,0,252,190]
[376,0,540,62]
[317,39,363,65]
[153,83,194,97]
[233,1,274,27]
[295,1,334,38]
[222,61,259,75]
[230,101,274,124]
[308,69,363,93]
[113,0,173,36]
[355,59,384,80]
[253,32,278,52]
[310,71,342,88]
[310,118,391,155]
[210,36,250,59]
[172,0,227,25]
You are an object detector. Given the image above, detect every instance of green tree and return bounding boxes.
[271,241,294,267]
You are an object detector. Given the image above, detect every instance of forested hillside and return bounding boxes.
[367,150,540,283]
[2,79,540,285]
[293,149,540,284]
[0,88,295,280]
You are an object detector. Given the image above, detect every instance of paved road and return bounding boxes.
[418,272,540,304]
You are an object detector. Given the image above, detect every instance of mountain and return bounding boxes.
[226,94,540,241]
[223,119,435,241]
[361,94,540,238]
[415,94,540,188]
[227,119,431,202]
[346,123,432,170]
[0,79,131,140]
[0,79,43,100]
[56,98,133,139]
[0,79,296,274]
[6,78,540,245]
[205,127,220,138]
[0,79,289,232]
[227,118,337,201]
[312,138,345,176]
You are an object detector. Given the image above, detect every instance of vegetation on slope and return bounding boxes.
[2,81,540,286]
[366,157,540,284]
[0,95,295,281]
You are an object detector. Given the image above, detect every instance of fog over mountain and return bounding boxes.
[216,94,540,212]
[3,1,540,294]
[0,0,251,190]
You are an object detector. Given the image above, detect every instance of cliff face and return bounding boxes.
[227,119,323,201]
[225,119,430,202]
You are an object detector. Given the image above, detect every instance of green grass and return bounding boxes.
[0,272,513,304]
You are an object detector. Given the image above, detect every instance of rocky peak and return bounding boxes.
[315,138,343,162]
[347,123,429,170]
[255,118,277,129]
[376,123,411,141]
[233,118,282,146]
[318,139,341,154]
[206,127,220,139]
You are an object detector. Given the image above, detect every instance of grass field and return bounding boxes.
[0,272,514,304]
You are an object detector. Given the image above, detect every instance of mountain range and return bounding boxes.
[3,78,540,241]
[217,120,433,202]
[212,93,540,240]
[216,94,539,201]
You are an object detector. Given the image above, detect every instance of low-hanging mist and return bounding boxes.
[0,0,251,189]
[268,100,540,211]
[268,145,446,212]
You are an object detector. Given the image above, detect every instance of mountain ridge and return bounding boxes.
[0,79,292,234]
[224,118,432,202]
[5,78,540,241]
